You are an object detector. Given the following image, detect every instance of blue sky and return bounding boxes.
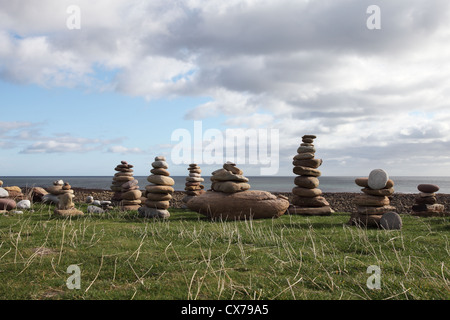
[1,0,450,177]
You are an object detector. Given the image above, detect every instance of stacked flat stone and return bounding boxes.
[350,169,396,228]
[2,186,24,200]
[139,156,174,218]
[411,184,447,217]
[182,164,206,205]
[288,135,333,216]
[210,162,251,193]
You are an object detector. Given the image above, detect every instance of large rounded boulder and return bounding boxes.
[187,190,289,220]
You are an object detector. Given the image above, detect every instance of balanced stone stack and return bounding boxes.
[350,169,397,228]
[50,181,84,217]
[210,162,251,193]
[411,184,447,217]
[138,156,174,219]
[182,164,206,205]
[188,162,289,220]
[110,161,142,210]
[288,135,333,216]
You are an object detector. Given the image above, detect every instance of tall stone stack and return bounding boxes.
[411,184,447,217]
[210,162,251,193]
[111,161,136,200]
[139,156,174,219]
[182,164,206,205]
[288,135,333,216]
[350,169,396,228]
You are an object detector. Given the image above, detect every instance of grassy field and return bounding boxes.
[0,203,449,300]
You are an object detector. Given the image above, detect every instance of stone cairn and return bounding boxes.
[350,169,398,228]
[0,180,18,213]
[211,162,251,193]
[411,184,447,217]
[110,161,142,211]
[139,156,174,219]
[288,135,333,216]
[182,164,206,206]
[47,180,83,217]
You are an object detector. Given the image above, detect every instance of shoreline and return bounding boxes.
[67,188,450,214]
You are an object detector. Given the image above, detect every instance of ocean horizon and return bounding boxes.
[2,176,450,194]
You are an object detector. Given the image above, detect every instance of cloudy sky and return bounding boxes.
[1,0,450,177]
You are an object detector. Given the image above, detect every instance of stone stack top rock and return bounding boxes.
[47,180,74,195]
[210,162,251,193]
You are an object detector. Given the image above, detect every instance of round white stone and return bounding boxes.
[368,169,389,190]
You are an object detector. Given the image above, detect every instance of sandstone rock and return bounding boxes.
[147,175,175,186]
[210,169,249,182]
[293,153,315,160]
[54,208,84,217]
[291,195,329,207]
[146,193,173,201]
[417,184,439,193]
[368,169,389,190]
[122,199,142,205]
[29,187,48,202]
[353,194,390,207]
[355,177,369,188]
[58,193,75,210]
[211,181,251,193]
[121,179,139,189]
[145,185,174,194]
[361,187,394,197]
[357,205,397,215]
[292,187,322,197]
[152,161,169,169]
[144,200,170,209]
[187,190,289,220]
[411,204,447,217]
[302,134,317,139]
[297,146,316,154]
[292,159,323,169]
[223,163,244,175]
[380,212,402,230]
[0,198,16,211]
[122,190,142,200]
[287,206,334,216]
[415,196,437,205]
[294,176,320,189]
[155,156,166,161]
[186,177,205,183]
[349,212,382,228]
[150,168,170,176]
[293,166,321,177]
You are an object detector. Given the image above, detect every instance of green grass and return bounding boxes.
[0,203,449,300]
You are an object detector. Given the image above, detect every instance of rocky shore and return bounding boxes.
[70,188,450,214]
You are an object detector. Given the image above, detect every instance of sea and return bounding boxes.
[2,176,450,194]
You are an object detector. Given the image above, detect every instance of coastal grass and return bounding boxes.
[0,203,449,300]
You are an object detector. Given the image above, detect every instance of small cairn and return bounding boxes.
[3,186,25,201]
[349,169,398,228]
[210,162,250,193]
[139,156,174,218]
[51,181,83,217]
[411,184,447,217]
[288,135,333,215]
[182,164,206,206]
[110,161,142,210]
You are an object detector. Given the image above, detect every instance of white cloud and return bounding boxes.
[107,145,145,154]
